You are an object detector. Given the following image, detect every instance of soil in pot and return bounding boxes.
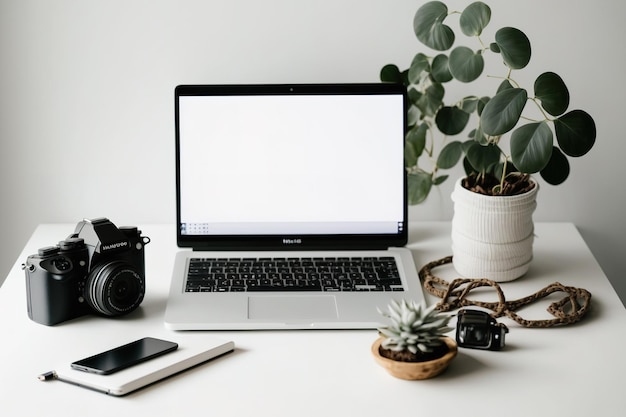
[462,172,535,196]
[378,343,450,363]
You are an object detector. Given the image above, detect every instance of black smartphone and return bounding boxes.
[70,337,178,375]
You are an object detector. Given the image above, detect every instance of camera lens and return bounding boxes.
[84,261,145,316]
[464,325,487,344]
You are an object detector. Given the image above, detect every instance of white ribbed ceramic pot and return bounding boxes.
[450,177,539,282]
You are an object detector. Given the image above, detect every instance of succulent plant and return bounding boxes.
[377,300,453,354]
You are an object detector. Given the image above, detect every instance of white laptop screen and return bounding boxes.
[175,84,407,250]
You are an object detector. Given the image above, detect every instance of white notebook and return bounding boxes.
[46,336,234,396]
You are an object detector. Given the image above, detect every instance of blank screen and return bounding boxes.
[178,92,404,236]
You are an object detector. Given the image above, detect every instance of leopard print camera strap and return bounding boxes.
[419,256,592,328]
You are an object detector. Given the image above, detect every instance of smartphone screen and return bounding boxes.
[71,337,178,375]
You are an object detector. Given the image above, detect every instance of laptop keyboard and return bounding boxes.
[185,256,404,293]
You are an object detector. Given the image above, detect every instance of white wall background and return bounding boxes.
[1,0,624,305]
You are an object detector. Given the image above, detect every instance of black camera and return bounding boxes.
[23,218,150,326]
[456,309,508,351]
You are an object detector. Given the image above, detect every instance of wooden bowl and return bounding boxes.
[371,336,457,380]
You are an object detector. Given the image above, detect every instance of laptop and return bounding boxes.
[164,83,425,330]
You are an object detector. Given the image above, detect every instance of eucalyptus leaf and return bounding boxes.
[405,141,418,167]
[461,139,475,153]
[408,172,433,204]
[481,88,528,135]
[494,27,531,69]
[414,1,454,51]
[492,162,506,180]
[463,156,475,176]
[554,110,596,157]
[407,104,420,128]
[431,54,453,83]
[471,124,489,145]
[380,1,595,204]
[407,87,421,106]
[466,142,501,173]
[435,106,470,135]
[417,83,445,117]
[437,141,464,169]
[433,175,449,185]
[510,122,553,173]
[461,96,479,113]
[497,79,514,93]
[535,72,570,116]
[409,53,431,84]
[380,64,402,83]
[460,1,491,36]
[540,147,570,185]
[449,46,485,83]
[477,96,490,115]
[406,123,428,163]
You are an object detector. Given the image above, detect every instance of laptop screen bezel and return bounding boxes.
[175,83,408,251]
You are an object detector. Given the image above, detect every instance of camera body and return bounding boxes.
[23,218,150,326]
[456,309,508,351]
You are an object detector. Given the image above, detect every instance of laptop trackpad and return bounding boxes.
[248,296,338,321]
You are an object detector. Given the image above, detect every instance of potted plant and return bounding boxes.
[372,299,456,380]
[380,1,596,280]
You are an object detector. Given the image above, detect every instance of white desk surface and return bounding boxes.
[1,222,625,416]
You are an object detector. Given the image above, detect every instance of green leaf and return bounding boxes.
[535,72,570,117]
[431,54,453,83]
[540,147,570,185]
[554,110,596,157]
[405,123,428,165]
[414,1,454,51]
[407,87,421,108]
[462,156,475,176]
[494,27,531,69]
[380,64,402,83]
[477,96,490,115]
[407,172,433,204]
[405,142,418,167]
[480,88,528,135]
[497,79,514,93]
[460,1,491,36]
[437,140,464,169]
[407,104,420,127]
[408,53,431,84]
[471,125,489,145]
[416,83,445,118]
[433,175,449,185]
[461,96,479,113]
[435,106,470,135]
[406,89,421,127]
[510,122,553,173]
[492,161,517,181]
[466,143,501,173]
[461,139,475,153]
[449,46,484,83]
